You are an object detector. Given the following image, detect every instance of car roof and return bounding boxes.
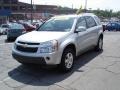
[1,24,8,26]
[53,13,96,19]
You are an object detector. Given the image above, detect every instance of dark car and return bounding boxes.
[106,22,120,31]
[7,23,25,41]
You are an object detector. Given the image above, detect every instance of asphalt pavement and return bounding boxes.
[0,32,120,90]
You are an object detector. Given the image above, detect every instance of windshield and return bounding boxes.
[9,24,24,29]
[38,17,75,32]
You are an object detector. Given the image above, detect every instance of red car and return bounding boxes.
[22,23,36,32]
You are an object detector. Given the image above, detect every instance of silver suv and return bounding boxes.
[12,13,104,72]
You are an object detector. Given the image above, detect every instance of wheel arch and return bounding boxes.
[62,43,76,57]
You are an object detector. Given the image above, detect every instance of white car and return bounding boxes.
[12,13,104,72]
[0,24,9,35]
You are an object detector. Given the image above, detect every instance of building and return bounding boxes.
[0,0,77,24]
[0,0,16,24]
[0,0,58,24]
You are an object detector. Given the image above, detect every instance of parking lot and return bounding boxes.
[0,32,120,90]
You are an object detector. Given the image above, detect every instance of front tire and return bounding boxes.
[58,48,75,72]
[7,37,11,41]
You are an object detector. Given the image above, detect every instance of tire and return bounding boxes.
[7,37,11,41]
[58,48,75,72]
[95,37,103,51]
[3,32,6,35]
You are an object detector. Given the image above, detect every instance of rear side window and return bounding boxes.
[76,17,87,28]
[85,16,97,28]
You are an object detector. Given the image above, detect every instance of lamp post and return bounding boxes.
[31,0,33,23]
[84,0,87,12]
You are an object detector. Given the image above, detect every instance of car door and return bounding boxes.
[75,16,90,53]
[85,16,98,46]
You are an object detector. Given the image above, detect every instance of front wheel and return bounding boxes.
[58,48,75,72]
[7,37,11,41]
[3,31,6,35]
[95,37,103,51]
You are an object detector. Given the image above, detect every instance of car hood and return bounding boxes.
[16,31,69,43]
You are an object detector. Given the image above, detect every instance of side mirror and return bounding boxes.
[75,26,86,33]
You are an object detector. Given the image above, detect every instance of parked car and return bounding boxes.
[0,24,9,35]
[21,22,36,32]
[7,23,25,41]
[33,22,43,29]
[12,13,104,72]
[106,22,120,31]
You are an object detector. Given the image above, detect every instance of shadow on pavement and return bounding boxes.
[4,39,15,43]
[8,50,103,86]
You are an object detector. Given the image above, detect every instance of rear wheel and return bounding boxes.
[95,37,103,51]
[58,48,75,72]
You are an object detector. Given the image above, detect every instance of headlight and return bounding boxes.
[39,40,58,53]
[13,42,17,49]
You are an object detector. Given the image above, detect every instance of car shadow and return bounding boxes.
[8,50,103,86]
[4,38,15,43]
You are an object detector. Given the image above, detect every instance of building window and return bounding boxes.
[3,0,10,4]
[11,0,18,4]
[20,6,26,10]
[11,6,18,11]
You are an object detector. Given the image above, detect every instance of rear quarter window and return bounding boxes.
[94,16,101,25]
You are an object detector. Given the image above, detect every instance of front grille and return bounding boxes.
[16,45,38,53]
[18,41,40,45]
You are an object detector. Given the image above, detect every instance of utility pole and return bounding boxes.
[84,0,87,12]
[31,0,33,23]
[72,4,73,9]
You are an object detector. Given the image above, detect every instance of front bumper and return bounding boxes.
[12,52,46,64]
[12,47,62,65]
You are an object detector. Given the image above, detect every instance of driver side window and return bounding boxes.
[76,17,87,29]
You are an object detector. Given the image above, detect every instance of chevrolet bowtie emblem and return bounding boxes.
[21,44,28,48]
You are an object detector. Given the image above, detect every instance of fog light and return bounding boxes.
[46,57,50,60]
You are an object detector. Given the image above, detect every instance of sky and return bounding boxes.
[19,0,120,12]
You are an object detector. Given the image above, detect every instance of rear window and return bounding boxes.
[9,24,24,29]
[1,24,9,28]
